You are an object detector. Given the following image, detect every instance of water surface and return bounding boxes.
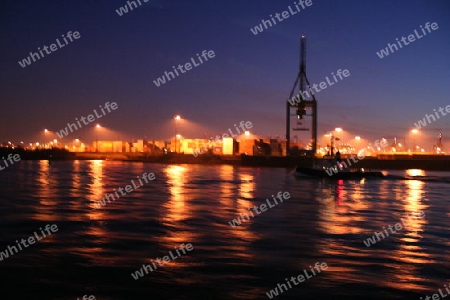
[0,161,448,299]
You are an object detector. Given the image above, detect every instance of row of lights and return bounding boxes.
[323,127,426,153]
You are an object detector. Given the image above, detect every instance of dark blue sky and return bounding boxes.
[1,0,449,148]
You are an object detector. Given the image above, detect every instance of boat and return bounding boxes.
[295,155,385,179]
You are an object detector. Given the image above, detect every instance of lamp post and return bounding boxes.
[174,115,181,153]
[96,124,101,152]
[410,129,419,152]
[354,136,361,154]
[44,129,50,149]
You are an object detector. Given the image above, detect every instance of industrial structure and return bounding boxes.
[286,34,317,156]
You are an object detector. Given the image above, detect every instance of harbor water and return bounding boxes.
[0,160,449,299]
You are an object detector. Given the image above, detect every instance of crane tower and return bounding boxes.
[285,34,317,156]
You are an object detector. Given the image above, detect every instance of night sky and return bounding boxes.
[1,0,449,148]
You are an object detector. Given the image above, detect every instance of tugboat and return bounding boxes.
[295,154,384,179]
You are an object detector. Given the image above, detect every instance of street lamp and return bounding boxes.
[44,129,50,149]
[354,136,361,154]
[96,124,101,152]
[410,129,419,152]
[174,115,181,153]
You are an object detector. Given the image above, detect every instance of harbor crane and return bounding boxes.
[286,34,317,156]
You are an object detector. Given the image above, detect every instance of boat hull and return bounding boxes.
[295,166,384,179]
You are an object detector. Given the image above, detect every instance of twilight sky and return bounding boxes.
[1,0,449,149]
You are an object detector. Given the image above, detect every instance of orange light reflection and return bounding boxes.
[34,160,58,222]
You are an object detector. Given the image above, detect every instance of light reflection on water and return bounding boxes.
[164,165,189,224]
[0,162,449,299]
